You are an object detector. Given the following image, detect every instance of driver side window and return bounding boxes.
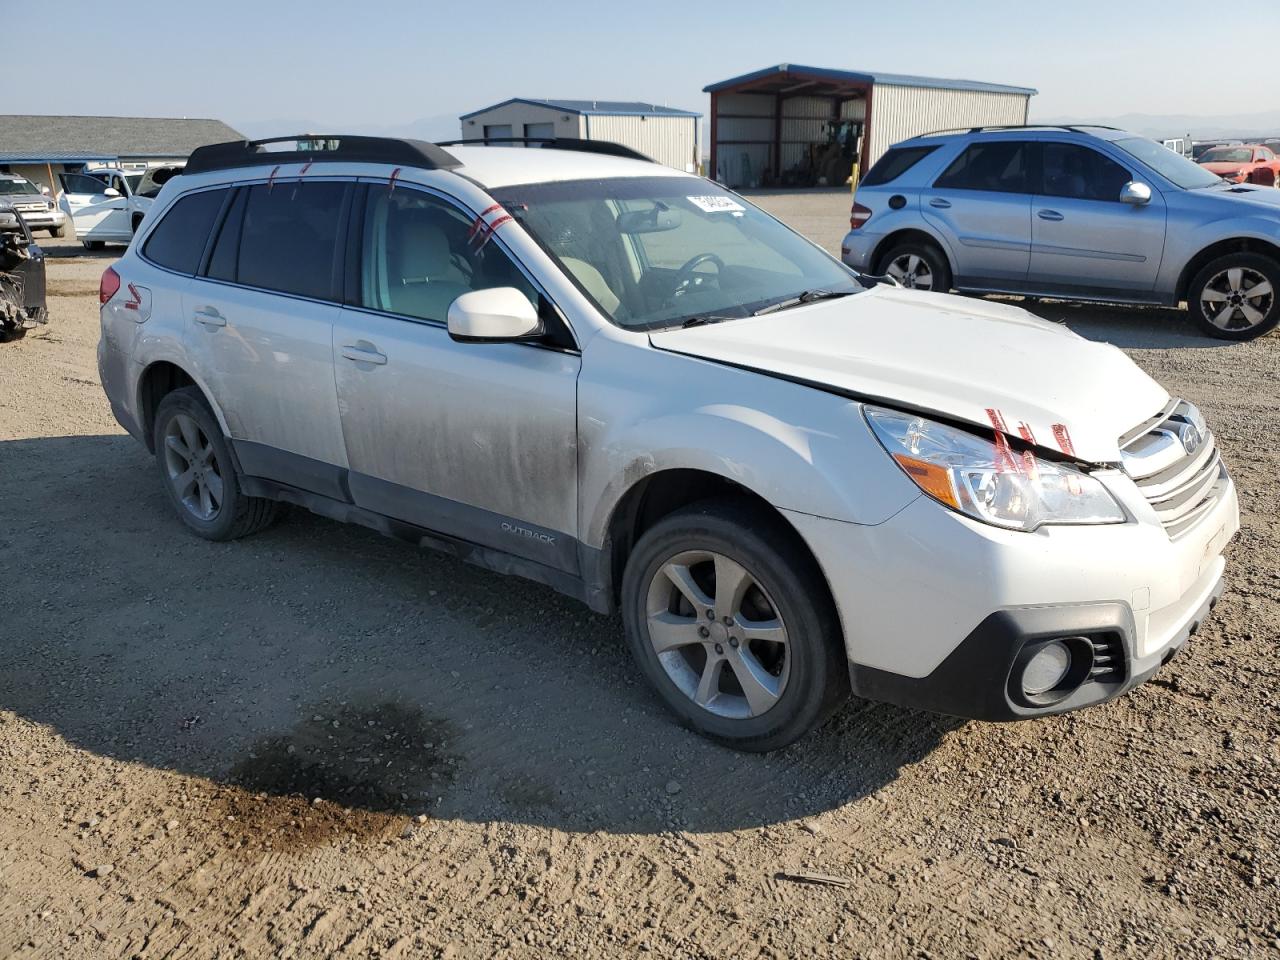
[359,187,538,324]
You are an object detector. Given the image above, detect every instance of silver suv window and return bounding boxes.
[933,141,1032,193]
[1041,144,1131,202]
[207,181,349,300]
[358,186,538,323]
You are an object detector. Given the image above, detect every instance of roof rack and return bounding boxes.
[437,137,653,162]
[912,123,1125,139]
[184,135,462,175]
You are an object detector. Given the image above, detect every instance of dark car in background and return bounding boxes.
[0,205,48,341]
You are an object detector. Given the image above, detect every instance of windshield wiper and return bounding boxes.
[752,289,856,317]
[679,314,738,329]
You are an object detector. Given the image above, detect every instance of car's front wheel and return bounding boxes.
[876,241,952,292]
[152,387,280,541]
[1188,253,1280,341]
[621,500,849,751]
[50,225,66,238]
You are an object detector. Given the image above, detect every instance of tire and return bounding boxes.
[875,240,953,293]
[621,499,849,751]
[152,387,280,541]
[83,240,105,251]
[0,326,26,343]
[1187,253,1280,341]
[131,214,143,234]
[50,225,66,238]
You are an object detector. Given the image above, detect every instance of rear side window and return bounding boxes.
[862,146,938,186]
[207,181,348,300]
[1041,144,1132,202]
[934,141,1031,193]
[142,189,227,274]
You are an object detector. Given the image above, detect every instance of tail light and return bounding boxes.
[850,202,873,230]
[100,266,121,304]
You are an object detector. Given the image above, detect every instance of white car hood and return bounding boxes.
[649,286,1170,464]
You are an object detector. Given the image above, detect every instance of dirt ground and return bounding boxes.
[1,195,1277,960]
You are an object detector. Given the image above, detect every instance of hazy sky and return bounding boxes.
[15,0,1280,134]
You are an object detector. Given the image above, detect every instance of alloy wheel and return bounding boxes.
[886,253,934,290]
[162,413,224,521]
[644,550,790,719]
[1200,266,1274,331]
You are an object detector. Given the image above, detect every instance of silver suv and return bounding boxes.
[97,135,1236,750]
[841,125,1280,340]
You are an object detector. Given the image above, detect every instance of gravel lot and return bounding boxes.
[1,194,1277,959]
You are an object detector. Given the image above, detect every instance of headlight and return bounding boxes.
[864,406,1125,532]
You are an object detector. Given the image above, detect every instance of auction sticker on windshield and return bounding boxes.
[688,195,746,214]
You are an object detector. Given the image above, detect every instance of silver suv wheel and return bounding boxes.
[644,549,790,719]
[886,253,935,290]
[162,412,224,521]
[1200,266,1274,332]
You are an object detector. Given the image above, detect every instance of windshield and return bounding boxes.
[493,176,862,330]
[0,178,41,196]
[1112,137,1223,190]
[1200,147,1253,164]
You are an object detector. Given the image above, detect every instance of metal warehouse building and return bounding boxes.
[459,99,701,171]
[705,64,1036,189]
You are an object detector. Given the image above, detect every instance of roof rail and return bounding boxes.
[437,137,653,163]
[911,123,1126,139]
[184,135,462,175]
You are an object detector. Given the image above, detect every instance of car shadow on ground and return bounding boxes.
[993,296,1232,350]
[0,434,959,837]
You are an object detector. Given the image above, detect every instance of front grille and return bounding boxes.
[14,203,46,213]
[1120,399,1228,539]
[1088,634,1125,684]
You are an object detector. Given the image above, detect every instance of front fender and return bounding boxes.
[578,338,920,549]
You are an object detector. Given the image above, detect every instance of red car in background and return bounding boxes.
[1197,144,1280,186]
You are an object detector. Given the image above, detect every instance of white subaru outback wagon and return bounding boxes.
[97,135,1239,750]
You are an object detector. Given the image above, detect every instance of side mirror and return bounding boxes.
[1119,181,1152,205]
[447,287,542,343]
[103,187,121,198]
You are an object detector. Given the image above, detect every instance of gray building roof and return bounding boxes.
[0,115,244,163]
[460,98,700,120]
[704,64,1037,97]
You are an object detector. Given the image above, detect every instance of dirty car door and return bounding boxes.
[333,184,581,574]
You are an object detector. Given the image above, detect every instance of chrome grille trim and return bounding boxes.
[1121,400,1224,538]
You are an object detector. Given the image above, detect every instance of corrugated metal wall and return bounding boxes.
[867,85,1030,165]
[459,104,582,141]
[585,114,698,171]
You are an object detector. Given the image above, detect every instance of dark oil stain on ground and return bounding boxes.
[209,702,461,853]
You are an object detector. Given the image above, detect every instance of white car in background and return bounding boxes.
[0,174,66,237]
[57,165,183,249]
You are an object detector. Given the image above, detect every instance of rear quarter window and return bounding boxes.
[142,189,227,274]
[861,146,939,186]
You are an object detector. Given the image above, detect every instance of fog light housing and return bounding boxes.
[1010,636,1094,708]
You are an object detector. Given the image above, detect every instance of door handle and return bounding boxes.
[1037,209,1065,221]
[193,306,226,327]
[341,343,388,366]
[928,197,952,209]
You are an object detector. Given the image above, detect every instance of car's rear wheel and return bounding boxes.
[82,240,104,251]
[131,214,144,234]
[1188,253,1280,341]
[876,241,952,292]
[621,500,849,751]
[153,387,280,541]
